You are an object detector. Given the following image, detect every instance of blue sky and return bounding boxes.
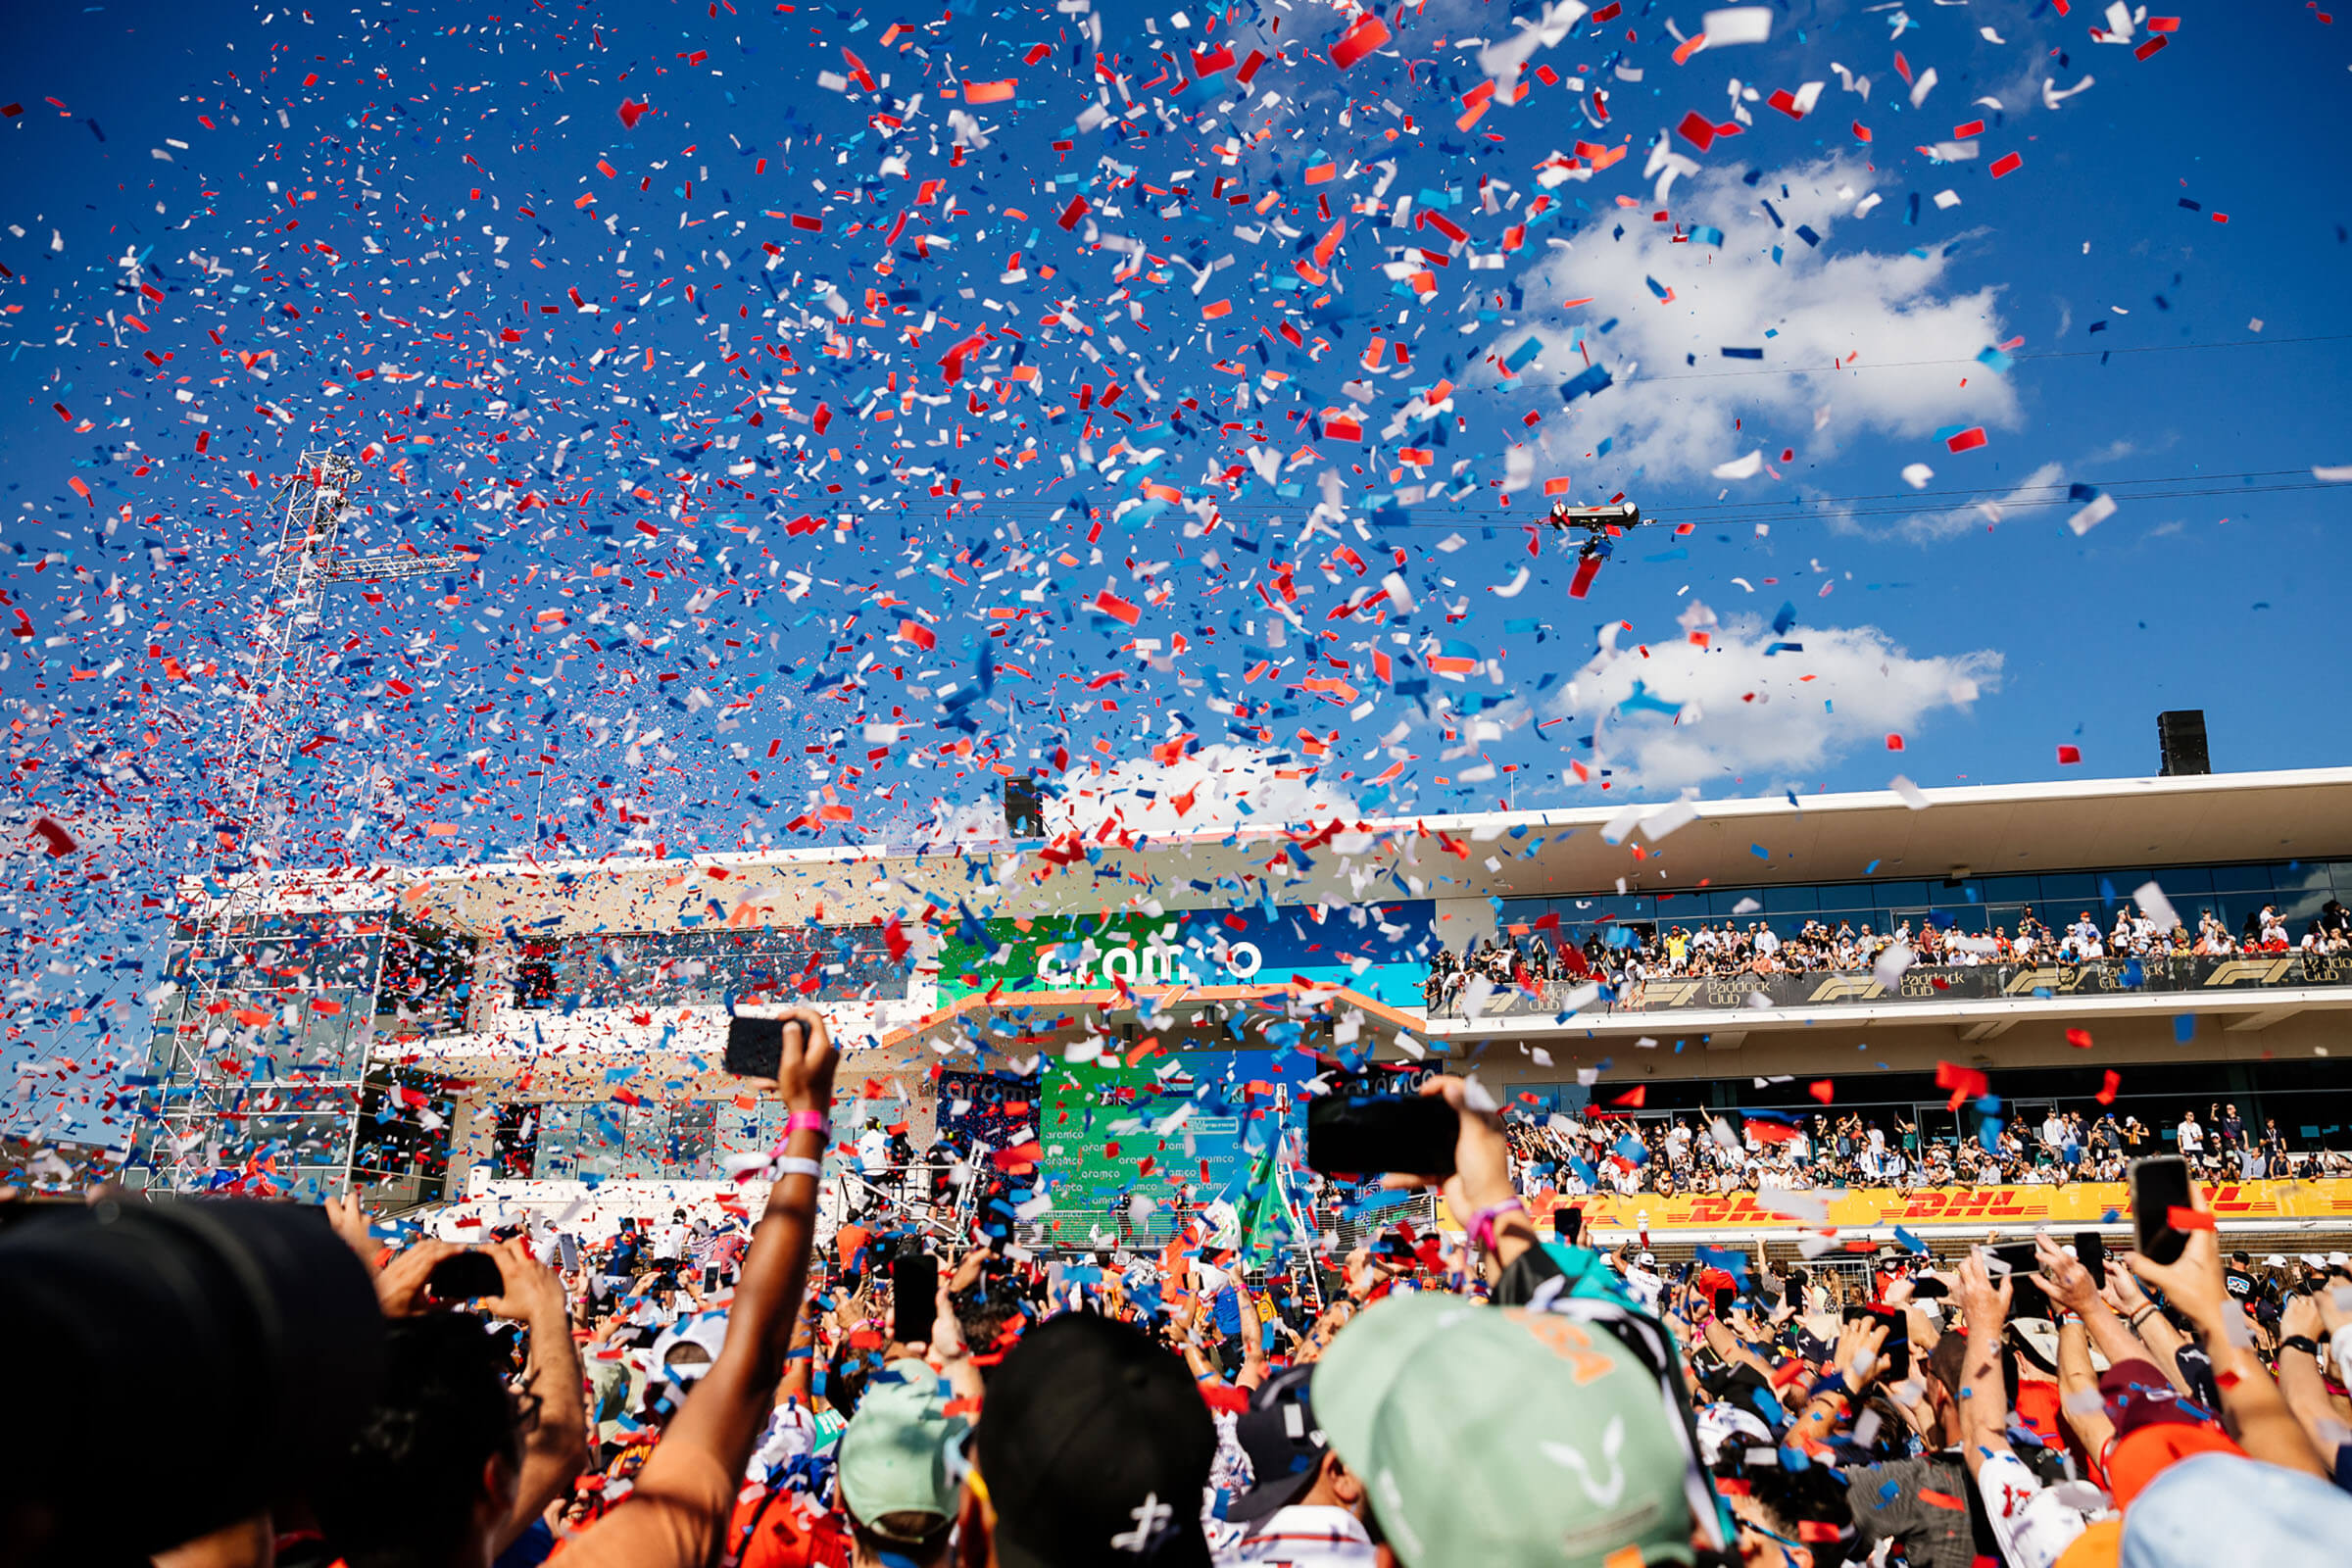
[1,0,2348,1141]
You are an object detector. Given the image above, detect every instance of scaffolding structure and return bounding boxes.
[136,450,469,1202]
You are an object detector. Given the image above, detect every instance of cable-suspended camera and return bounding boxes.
[1544,501,1647,598]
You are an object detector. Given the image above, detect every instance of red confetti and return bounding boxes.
[1329,13,1393,71]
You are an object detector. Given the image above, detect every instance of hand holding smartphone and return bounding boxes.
[1305,1094,1458,1178]
[425,1248,506,1303]
[891,1250,940,1345]
[2130,1156,2195,1266]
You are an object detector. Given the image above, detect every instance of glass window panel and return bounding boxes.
[1873,880,1932,910]
[1763,885,1819,913]
[2034,874,2097,907]
[619,1103,673,1178]
[667,1102,716,1177]
[2206,863,2275,893]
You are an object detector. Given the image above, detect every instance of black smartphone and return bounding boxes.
[2075,1231,2106,1290]
[426,1249,506,1302]
[1713,1286,1738,1317]
[1988,1241,2051,1319]
[1305,1094,1457,1177]
[703,1263,721,1294]
[2131,1155,2195,1266]
[558,1233,579,1274]
[1866,1303,1911,1381]
[1555,1205,1584,1247]
[725,1014,786,1079]
[892,1252,939,1345]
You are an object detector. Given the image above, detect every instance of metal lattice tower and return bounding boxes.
[142,449,470,1201]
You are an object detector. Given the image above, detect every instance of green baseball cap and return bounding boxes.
[837,1358,969,1535]
[1311,1296,1697,1568]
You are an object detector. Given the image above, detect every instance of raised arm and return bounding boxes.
[1952,1250,2018,1480]
[480,1237,592,1552]
[629,1008,838,1486]
[2125,1185,2330,1481]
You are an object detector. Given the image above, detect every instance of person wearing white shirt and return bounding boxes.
[857,1119,891,1175]
[1212,1367,1377,1568]
[1621,1250,1665,1310]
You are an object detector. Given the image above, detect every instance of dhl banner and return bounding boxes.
[1484,1181,2352,1233]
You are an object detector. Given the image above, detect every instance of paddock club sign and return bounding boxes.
[937,901,1437,1011]
[1432,953,2352,1018]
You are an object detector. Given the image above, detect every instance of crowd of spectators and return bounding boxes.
[10,1009,2352,1568]
[1502,1102,2352,1200]
[1425,898,2352,1015]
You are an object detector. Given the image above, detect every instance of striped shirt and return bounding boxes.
[1210,1505,1375,1568]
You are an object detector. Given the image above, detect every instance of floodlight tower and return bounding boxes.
[140,449,471,1202]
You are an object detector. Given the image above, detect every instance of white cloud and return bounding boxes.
[1549,609,1999,789]
[1049,743,1358,836]
[1504,156,2017,481]
[1854,460,2066,542]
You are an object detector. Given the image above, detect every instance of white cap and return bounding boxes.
[2329,1252,2350,1267]
[2300,1253,2327,1268]
[2266,1254,2289,1267]
[1638,1250,1656,1265]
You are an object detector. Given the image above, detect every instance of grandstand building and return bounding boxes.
[133,765,2352,1245]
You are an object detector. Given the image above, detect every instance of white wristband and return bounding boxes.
[773,1155,822,1179]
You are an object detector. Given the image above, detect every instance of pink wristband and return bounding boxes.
[787,1110,829,1136]
[1468,1200,1527,1250]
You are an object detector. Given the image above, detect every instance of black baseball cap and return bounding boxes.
[973,1313,1214,1568]
[1226,1366,1326,1524]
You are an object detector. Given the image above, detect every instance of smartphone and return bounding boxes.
[2075,1231,2106,1290]
[1866,1303,1911,1381]
[2131,1155,2195,1266]
[1305,1094,1457,1177]
[1713,1286,1738,1317]
[892,1251,939,1345]
[558,1233,579,1274]
[724,1014,786,1079]
[1988,1241,2051,1320]
[703,1263,721,1294]
[1554,1205,1584,1247]
[426,1249,506,1302]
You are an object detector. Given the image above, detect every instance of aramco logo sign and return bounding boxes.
[1032,925,1264,988]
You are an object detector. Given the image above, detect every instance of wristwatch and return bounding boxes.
[2278,1335,2322,1357]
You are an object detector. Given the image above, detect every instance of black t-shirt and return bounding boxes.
[2225,1267,2256,1301]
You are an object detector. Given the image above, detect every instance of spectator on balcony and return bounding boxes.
[2178,1109,2206,1162]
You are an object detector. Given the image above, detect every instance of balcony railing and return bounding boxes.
[1427,952,2352,1018]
